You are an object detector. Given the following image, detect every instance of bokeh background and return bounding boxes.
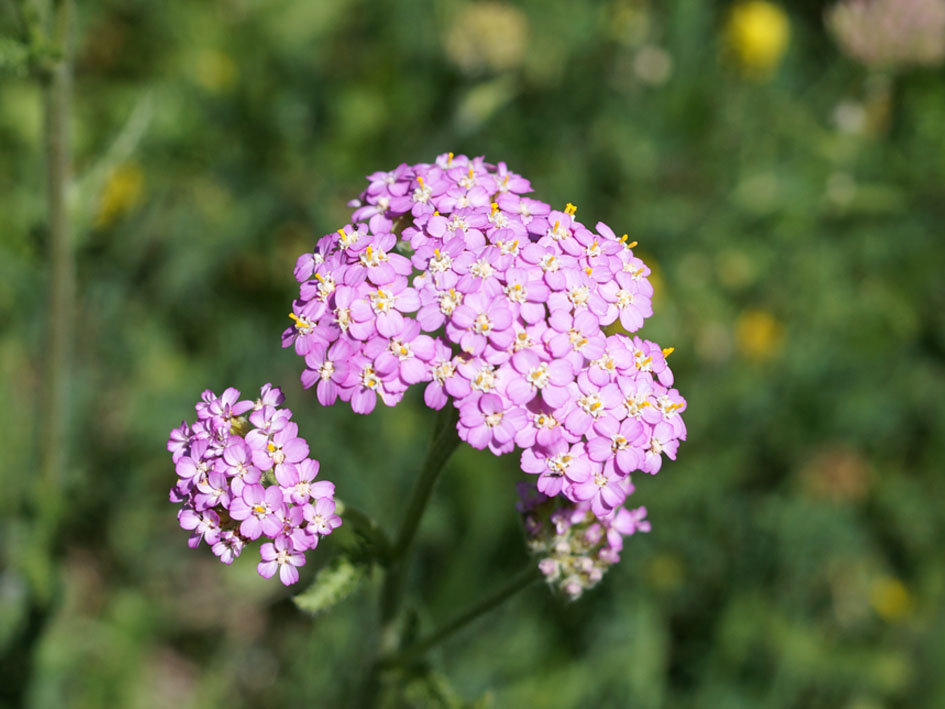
[3,0,945,707]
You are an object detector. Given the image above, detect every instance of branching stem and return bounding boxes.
[379,565,541,669]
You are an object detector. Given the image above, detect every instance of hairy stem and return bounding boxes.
[379,565,542,669]
[377,405,460,653]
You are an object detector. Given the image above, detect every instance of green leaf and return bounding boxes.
[292,555,370,616]
[334,500,392,565]
[0,38,29,78]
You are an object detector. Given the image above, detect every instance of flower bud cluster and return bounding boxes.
[517,482,650,600]
[167,384,341,585]
[284,153,686,521]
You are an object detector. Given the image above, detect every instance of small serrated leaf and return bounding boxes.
[333,501,392,565]
[292,555,369,615]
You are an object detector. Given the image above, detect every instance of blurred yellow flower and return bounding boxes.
[726,1,790,79]
[608,1,651,46]
[444,2,529,75]
[869,577,913,622]
[96,163,144,229]
[194,49,238,93]
[735,308,784,361]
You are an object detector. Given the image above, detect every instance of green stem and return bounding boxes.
[0,3,73,706]
[36,0,72,579]
[6,0,26,37]
[378,404,459,652]
[392,405,460,559]
[379,565,542,669]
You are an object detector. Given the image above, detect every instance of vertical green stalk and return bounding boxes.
[0,3,74,705]
[378,404,460,654]
[362,406,459,706]
[37,0,73,570]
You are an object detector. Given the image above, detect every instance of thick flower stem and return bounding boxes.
[392,404,461,560]
[379,565,542,669]
[364,406,459,706]
[378,404,460,654]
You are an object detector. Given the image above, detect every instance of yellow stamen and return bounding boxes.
[434,210,440,216]
[314,273,324,282]
[267,442,275,452]
[585,267,593,276]
[365,245,373,258]
[288,312,305,327]
[639,401,651,408]
[627,240,638,249]
[565,202,577,215]
[417,176,424,187]
[448,151,454,164]
[639,356,653,367]
[434,248,440,257]
[633,267,646,277]
[553,220,560,232]
[337,228,345,236]
[512,240,519,249]
[621,233,628,241]
[491,202,499,216]
[662,347,675,357]
[468,167,474,178]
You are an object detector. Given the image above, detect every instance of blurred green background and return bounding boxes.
[3,0,945,707]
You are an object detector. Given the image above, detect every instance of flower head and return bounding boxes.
[726,1,791,79]
[517,481,650,600]
[167,384,341,585]
[285,154,686,531]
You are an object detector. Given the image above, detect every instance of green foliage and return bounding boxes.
[0,37,28,77]
[293,555,371,616]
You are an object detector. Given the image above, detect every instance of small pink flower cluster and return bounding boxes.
[168,384,341,585]
[284,153,686,522]
[517,482,650,599]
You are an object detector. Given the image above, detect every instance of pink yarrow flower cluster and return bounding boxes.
[517,482,650,599]
[283,153,686,524]
[167,384,341,585]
